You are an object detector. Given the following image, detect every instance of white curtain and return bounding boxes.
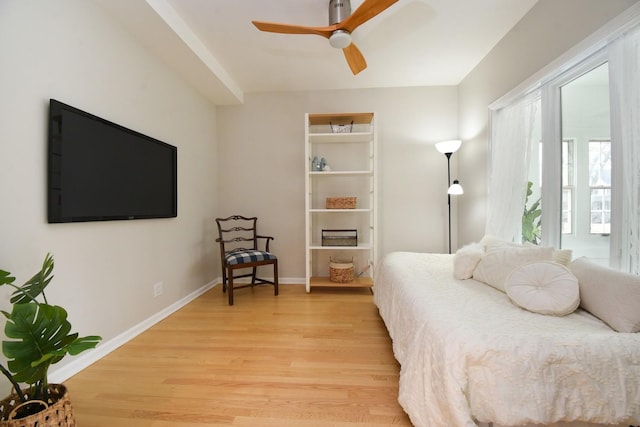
[609,25,640,274]
[486,92,540,242]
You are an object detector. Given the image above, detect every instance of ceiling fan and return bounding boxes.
[252,0,398,75]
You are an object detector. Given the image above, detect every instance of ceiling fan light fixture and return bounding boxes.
[252,0,399,74]
[329,30,352,49]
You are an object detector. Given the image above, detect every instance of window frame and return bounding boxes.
[561,138,575,235]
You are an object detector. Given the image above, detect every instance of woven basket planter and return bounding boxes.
[0,384,75,427]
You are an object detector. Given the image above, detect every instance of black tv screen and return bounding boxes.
[48,99,177,223]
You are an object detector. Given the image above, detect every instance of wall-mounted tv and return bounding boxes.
[48,99,177,223]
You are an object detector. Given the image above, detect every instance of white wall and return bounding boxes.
[217,87,459,278]
[0,0,218,393]
[457,0,638,246]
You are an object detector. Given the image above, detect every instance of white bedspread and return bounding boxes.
[374,252,640,427]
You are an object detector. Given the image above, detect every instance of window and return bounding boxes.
[558,63,611,264]
[588,140,611,234]
[489,11,640,270]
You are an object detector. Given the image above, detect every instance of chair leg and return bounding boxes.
[251,267,257,286]
[221,267,227,293]
[273,260,279,296]
[227,266,234,306]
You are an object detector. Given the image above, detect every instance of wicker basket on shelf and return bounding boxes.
[326,197,356,209]
[329,258,354,283]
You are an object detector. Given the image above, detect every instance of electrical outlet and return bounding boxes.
[153,281,163,297]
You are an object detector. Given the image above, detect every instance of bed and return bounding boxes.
[374,251,640,427]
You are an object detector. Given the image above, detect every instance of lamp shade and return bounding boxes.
[448,180,464,195]
[435,139,462,154]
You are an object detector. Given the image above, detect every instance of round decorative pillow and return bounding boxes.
[505,261,579,316]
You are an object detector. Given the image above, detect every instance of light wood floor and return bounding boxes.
[65,284,413,426]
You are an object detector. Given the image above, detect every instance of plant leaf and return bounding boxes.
[2,303,100,385]
[522,181,542,244]
[0,270,16,286]
[67,336,102,355]
[9,253,54,304]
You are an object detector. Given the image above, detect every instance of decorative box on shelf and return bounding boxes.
[326,197,357,209]
[330,120,353,133]
[322,229,358,246]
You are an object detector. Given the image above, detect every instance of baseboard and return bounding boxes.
[49,277,305,383]
[49,279,219,384]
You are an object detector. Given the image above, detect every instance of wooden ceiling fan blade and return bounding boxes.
[343,43,367,75]
[340,0,398,33]
[252,20,335,38]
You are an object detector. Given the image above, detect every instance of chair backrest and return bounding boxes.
[216,215,258,257]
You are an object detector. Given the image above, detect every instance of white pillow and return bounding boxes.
[553,249,573,266]
[473,246,554,292]
[453,242,484,279]
[479,235,521,251]
[523,242,572,266]
[522,242,572,266]
[505,261,580,316]
[569,257,640,333]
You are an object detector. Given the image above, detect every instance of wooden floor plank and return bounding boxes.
[65,284,412,426]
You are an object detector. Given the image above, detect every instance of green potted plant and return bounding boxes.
[0,253,101,425]
[522,180,542,245]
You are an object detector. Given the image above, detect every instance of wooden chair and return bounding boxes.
[215,215,278,305]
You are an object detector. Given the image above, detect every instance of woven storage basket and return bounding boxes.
[329,258,354,283]
[0,384,75,427]
[326,197,356,209]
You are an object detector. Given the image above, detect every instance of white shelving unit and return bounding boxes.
[304,112,377,292]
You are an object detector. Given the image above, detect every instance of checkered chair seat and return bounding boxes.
[226,250,277,266]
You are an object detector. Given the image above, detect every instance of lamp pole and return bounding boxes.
[435,140,462,255]
[445,152,452,254]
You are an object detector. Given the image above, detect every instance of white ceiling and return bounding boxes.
[94,0,539,105]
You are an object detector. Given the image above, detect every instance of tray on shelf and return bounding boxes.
[322,229,357,246]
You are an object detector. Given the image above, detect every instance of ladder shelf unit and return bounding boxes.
[304,112,377,292]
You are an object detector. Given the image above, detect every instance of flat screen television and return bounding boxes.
[48,99,177,223]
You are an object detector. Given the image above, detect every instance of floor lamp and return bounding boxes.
[435,140,464,254]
